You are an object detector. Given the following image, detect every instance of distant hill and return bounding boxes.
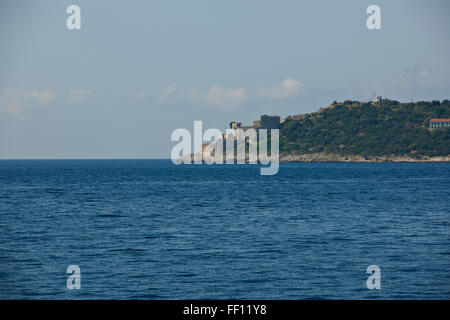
[280,99,450,159]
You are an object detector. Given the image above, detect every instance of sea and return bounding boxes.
[0,160,449,299]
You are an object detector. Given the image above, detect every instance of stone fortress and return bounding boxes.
[201,115,281,157]
[228,115,280,139]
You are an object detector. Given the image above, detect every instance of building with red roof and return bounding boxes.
[429,119,450,129]
[430,119,450,129]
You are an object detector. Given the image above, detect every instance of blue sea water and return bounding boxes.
[0,160,449,299]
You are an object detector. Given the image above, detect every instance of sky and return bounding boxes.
[1,0,449,158]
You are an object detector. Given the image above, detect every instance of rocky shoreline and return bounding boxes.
[181,152,450,163]
[280,153,450,162]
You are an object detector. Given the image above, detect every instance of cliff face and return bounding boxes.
[280,99,450,159]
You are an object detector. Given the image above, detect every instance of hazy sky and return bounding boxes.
[1,0,449,158]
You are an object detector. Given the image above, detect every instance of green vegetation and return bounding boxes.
[280,99,450,157]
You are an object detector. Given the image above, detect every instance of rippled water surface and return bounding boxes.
[0,160,449,299]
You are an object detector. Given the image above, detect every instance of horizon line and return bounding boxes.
[0,158,172,160]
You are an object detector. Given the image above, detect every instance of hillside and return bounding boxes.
[280,99,450,159]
